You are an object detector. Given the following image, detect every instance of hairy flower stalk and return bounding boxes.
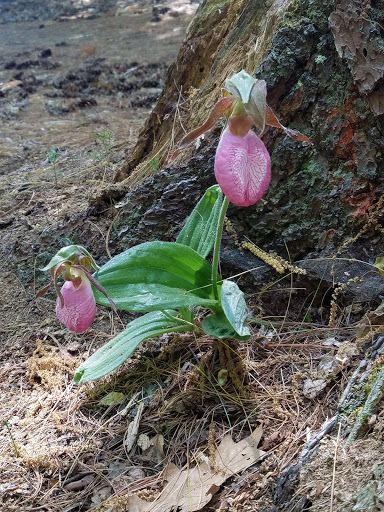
[56,268,96,333]
[172,70,312,300]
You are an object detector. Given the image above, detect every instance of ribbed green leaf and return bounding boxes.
[94,283,217,311]
[221,280,250,338]
[176,185,223,258]
[93,241,217,312]
[202,310,250,341]
[74,310,192,385]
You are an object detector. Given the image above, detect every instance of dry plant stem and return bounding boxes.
[3,420,20,457]
[212,196,229,301]
[330,422,342,512]
[361,16,384,34]
[0,198,25,218]
[217,339,227,370]
[198,352,209,397]
[224,344,247,397]
[329,276,361,327]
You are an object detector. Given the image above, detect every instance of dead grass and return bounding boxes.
[0,295,360,511]
[0,234,373,511]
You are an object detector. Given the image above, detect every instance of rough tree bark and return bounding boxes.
[112,0,384,256]
[107,0,384,317]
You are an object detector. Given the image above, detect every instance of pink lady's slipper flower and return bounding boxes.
[56,268,96,333]
[36,245,115,334]
[214,127,271,207]
[172,70,311,206]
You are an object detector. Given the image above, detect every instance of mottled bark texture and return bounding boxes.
[113,0,384,266]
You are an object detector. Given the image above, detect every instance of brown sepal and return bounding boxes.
[73,265,117,313]
[172,96,236,159]
[265,105,312,144]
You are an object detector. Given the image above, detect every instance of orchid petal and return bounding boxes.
[41,245,100,272]
[214,128,271,207]
[52,263,66,308]
[72,264,117,313]
[56,271,96,333]
[245,79,267,132]
[228,114,252,137]
[172,96,236,159]
[266,105,312,144]
[35,278,54,299]
[225,72,267,133]
[224,70,255,104]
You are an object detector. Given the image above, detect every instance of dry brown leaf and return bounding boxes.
[138,433,166,465]
[109,426,264,512]
[125,401,145,453]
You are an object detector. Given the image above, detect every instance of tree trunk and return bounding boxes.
[109,0,384,315]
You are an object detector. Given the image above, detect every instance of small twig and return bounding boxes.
[338,359,367,407]
[4,420,20,457]
[261,342,338,351]
[86,219,106,240]
[330,422,342,512]
[361,15,384,32]
[169,83,186,159]
[0,199,25,218]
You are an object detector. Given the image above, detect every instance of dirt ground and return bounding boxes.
[1,1,384,511]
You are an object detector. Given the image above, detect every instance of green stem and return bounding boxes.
[179,307,193,323]
[161,310,200,332]
[212,196,229,301]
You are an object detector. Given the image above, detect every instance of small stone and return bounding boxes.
[303,378,327,399]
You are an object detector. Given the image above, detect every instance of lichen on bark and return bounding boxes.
[113,0,384,264]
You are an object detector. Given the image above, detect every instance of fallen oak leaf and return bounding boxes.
[105,425,265,512]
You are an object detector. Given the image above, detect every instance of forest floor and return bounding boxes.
[1,1,384,511]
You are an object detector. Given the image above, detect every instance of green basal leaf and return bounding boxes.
[202,310,250,341]
[178,307,193,323]
[41,245,99,271]
[74,310,194,384]
[225,70,256,105]
[94,283,217,311]
[220,280,251,338]
[176,185,223,258]
[93,241,218,312]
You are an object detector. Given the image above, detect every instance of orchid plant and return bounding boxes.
[37,71,311,385]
